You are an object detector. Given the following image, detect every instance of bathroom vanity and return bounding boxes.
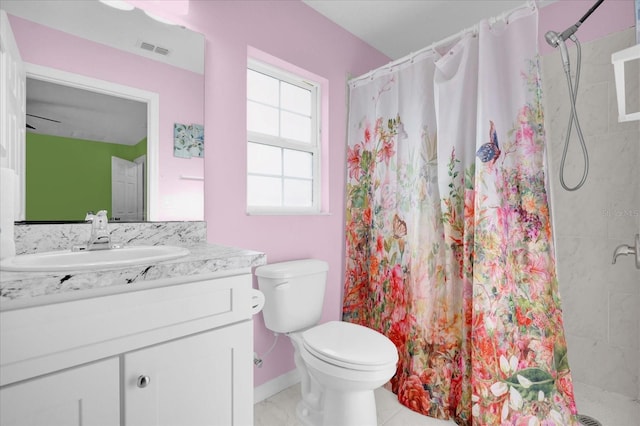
[0,222,266,426]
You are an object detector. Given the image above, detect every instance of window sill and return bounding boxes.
[246,208,331,216]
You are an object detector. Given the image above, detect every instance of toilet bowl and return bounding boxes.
[255,260,399,426]
[294,321,397,426]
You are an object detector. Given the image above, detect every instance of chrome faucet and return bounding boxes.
[85,210,112,251]
[612,234,640,269]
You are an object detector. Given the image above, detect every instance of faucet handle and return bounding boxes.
[93,210,109,229]
[612,234,640,269]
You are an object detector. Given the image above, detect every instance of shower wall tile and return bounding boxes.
[577,81,610,136]
[609,291,640,350]
[563,335,593,383]
[551,179,608,237]
[580,32,628,87]
[595,343,639,398]
[556,236,608,341]
[556,236,608,286]
[566,334,639,398]
[593,131,639,186]
[543,27,639,399]
[606,188,639,239]
[562,281,607,342]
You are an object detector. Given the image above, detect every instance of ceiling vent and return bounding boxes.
[154,46,170,56]
[138,41,171,56]
[140,41,155,52]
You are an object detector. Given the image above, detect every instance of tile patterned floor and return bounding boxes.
[254,385,452,426]
[254,381,640,425]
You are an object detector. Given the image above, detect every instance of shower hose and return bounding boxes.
[558,35,590,192]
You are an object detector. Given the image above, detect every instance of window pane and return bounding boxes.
[248,143,281,175]
[248,101,279,136]
[247,63,319,212]
[284,149,312,178]
[248,176,282,206]
[247,69,278,106]
[281,82,311,115]
[281,111,311,143]
[284,179,312,207]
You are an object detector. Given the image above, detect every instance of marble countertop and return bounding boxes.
[0,243,266,308]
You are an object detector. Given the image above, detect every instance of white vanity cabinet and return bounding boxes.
[0,358,120,425]
[124,321,252,426]
[0,271,255,426]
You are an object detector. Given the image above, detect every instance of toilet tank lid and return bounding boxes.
[254,259,328,279]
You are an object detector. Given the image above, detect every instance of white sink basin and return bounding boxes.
[0,245,190,272]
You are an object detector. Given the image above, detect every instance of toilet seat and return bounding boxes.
[302,321,398,371]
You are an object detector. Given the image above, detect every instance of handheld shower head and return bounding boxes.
[545,23,580,47]
[557,38,571,72]
[545,30,561,48]
[546,31,571,71]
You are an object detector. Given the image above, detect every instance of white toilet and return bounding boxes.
[255,259,398,426]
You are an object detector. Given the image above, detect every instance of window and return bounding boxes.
[246,60,320,214]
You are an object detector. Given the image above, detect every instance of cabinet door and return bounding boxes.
[124,320,253,426]
[0,358,119,426]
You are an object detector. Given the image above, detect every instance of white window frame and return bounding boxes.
[246,59,321,215]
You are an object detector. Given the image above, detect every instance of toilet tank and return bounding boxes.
[254,259,328,333]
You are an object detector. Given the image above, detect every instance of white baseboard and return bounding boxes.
[254,369,300,404]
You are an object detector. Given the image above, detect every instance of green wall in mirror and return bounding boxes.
[26,134,146,221]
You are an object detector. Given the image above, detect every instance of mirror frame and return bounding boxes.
[24,63,160,221]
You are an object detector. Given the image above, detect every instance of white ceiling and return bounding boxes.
[303,0,555,60]
[2,0,204,74]
[2,0,203,145]
[26,78,147,145]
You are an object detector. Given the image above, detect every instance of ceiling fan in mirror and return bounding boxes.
[26,113,61,130]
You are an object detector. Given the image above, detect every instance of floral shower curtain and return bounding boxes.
[343,6,577,425]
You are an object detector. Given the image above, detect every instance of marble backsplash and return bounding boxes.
[14,221,207,254]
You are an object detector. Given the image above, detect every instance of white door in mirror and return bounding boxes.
[112,156,144,221]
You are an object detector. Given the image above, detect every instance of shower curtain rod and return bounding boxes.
[349,0,537,86]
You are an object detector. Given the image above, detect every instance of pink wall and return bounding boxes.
[177,0,390,387]
[8,15,205,221]
[538,0,635,55]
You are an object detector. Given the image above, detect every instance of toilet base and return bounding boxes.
[322,389,377,426]
[296,399,321,426]
[296,388,377,426]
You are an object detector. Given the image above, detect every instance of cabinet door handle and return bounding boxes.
[137,375,151,388]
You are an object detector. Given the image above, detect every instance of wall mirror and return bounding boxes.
[2,0,205,222]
